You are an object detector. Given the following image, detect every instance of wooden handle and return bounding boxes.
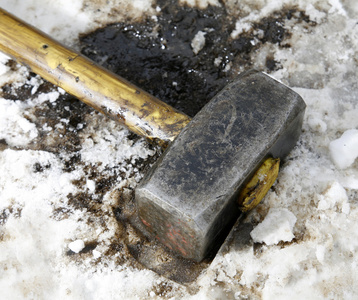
[0,8,191,146]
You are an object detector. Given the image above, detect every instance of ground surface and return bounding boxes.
[0,0,358,299]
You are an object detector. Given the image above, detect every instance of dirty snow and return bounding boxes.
[1,0,358,299]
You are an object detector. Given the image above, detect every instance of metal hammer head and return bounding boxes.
[135,70,305,262]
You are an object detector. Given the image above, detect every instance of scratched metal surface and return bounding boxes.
[136,70,306,261]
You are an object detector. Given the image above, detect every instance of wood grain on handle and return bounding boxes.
[0,8,191,146]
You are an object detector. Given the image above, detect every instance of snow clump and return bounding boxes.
[68,240,85,253]
[250,208,297,245]
[191,31,206,54]
[329,129,358,169]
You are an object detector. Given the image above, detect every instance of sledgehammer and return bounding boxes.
[0,8,305,261]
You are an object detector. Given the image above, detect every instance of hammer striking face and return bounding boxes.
[136,70,306,262]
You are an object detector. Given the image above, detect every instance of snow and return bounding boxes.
[69,240,85,253]
[250,208,297,245]
[0,52,9,76]
[306,4,327,22]
[191,31,207,55]
[329,129,358,169]
[0,0,156,45]
[0,99,38,147]
[86,180,96,193]
[231,21,252,39]
[180,0,220,8]
[317,181,349,211]
[93,250,101,259]
[0,0,358,299]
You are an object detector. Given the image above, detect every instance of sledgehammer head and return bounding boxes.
[135,70,305,262]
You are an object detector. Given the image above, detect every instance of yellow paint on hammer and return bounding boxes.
[238,157,280,212]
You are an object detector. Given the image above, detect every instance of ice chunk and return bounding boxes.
[86,179,96,193]
[329,129,358,169]
[191,31,206,55]
[250,208,296,245]
[68,240,85,253]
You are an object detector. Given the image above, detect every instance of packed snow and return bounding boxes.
[191,30,207,54]
[0,0,358,299]
[69,239,86,253]
[329,129,358,169]
[250,208,297,245]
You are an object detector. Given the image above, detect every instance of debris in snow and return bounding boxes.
[68,240,85,253]
[329,129,358,169]
[191,31,206,54]
[250,208,297,245]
